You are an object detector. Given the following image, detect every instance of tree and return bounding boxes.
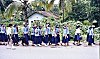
[58,0,76,22]
[31,0,55,11]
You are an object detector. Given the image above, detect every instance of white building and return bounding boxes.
[28,11,59,27]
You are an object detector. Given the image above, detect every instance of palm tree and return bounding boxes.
[31,0,55,11]
[4,0,55,23]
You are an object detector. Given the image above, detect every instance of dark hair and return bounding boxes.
[89,27,92,29]
[9,24,12,27]
[76,25,80,29]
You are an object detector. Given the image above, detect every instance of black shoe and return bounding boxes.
[73,43,75,45]
[88,43,92,46]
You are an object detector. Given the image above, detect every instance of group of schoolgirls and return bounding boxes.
[29,24,61,46]
[0,24,19,46]
[0,23,95,46]
[73,25,95,46]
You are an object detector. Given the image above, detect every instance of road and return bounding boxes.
[0,45,99,59]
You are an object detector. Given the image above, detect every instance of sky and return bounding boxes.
[13,0,59,4]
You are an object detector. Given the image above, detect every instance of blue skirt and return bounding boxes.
[34,36,40,44]
[67,34,70,41]
[24,34,29,45]
[51,36,58,44]
[1,33,6,42]
[76,34,81,41]
[39,36,42,44]
[12,34,19,43]
[88,35,94,43]
[31,35,35,43]
[62,36,69,43]
[74,35,77,41]
[48,34,52,42]
[44,35,49,44]
[57,34,60,43]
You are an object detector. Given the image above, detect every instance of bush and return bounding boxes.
[83,20,91,25]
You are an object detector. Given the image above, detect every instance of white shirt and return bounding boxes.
[89,28,94,35]
[47,27,51,34]
[75,28,81,35]
[1,27,6,33]
[63,28,67,36]
[35,28,39,36]
[44,28,48,35]
[7,27,12,35]
[52,29,57,36]
[66,27,69,34]
[31,28,35,35]
[23,27,29,34]
[12,27,18,34]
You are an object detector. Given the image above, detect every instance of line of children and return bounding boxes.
[0,23,96,47]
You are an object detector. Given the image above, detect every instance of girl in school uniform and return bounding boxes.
[1,24,7,45]
[66,23,70,46]
[6,24,16,49]
[12,24,19,46]
[31,25,36,46]
[39,26,42,45]
[47,24,52,45]
[22,24,29,46]
[73,25,79,45]
[87,27,94,46]
[51,27,57,46]
[6,24,12,45]
[55,26,60,45]
[34,26,41,46]
[75,26,82,46]
[62,26,67,46]
[43,25,49,46]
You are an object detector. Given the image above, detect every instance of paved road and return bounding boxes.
[0,45,99,59]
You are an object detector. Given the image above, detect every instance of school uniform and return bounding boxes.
[88,28,94,45]
[12,27,19,44]
[75,28,81,41]
[7,27,12,43]
[31,27,35,44]
[62,28,67,43]
[39,28,42,44]
[51,29,57,44]
[55,27,60,43]
[23,26,29,45]
[34,28,40,45]
[44,27,49,45]
[47,27,52,44]
[66,27,70,41]
[1,26,6,42]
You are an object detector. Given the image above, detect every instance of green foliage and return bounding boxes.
[94,27,100,40]
[83,20,91,25]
